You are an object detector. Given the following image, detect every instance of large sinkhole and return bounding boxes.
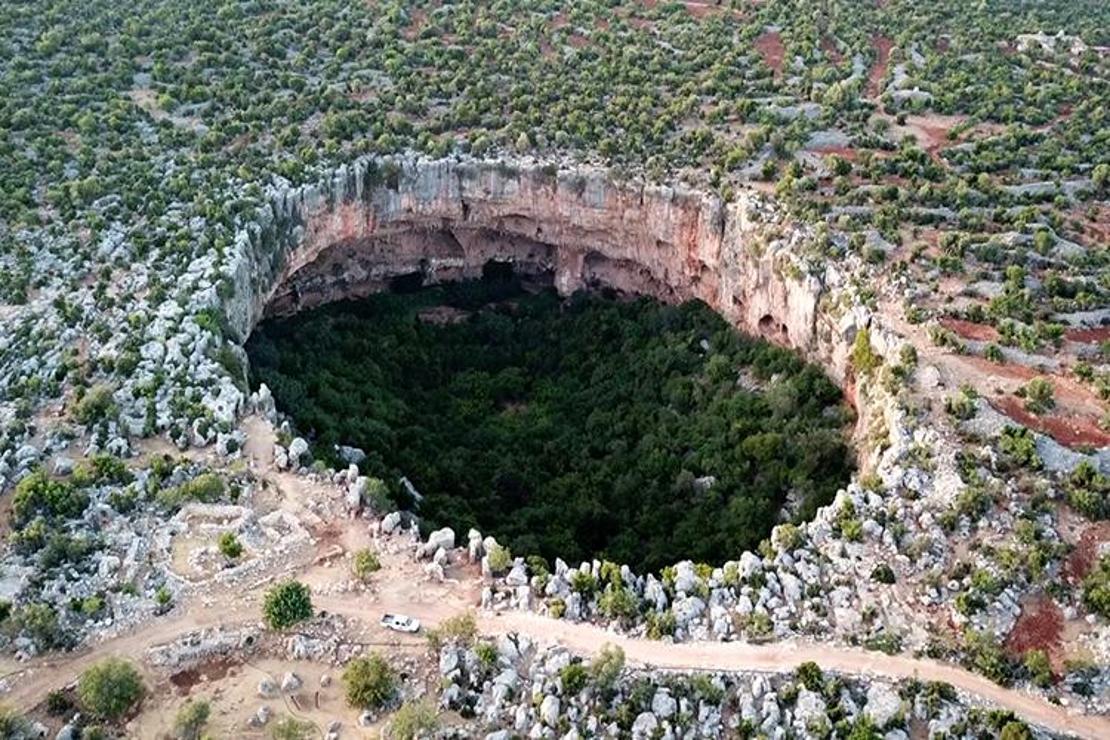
[246,275,854,572]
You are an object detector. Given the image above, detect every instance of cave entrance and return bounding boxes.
[246,278,855,573]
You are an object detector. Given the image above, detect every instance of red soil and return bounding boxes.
[940,318,1000,342]
[1064,523,1110,583]
[809,145,860,161]
[868,35,894,97]
[1065,326,1110,344]
[1005,597,1063,666]
[755,31,786,76]
[821,35,844,64]
[990,395,1110,449]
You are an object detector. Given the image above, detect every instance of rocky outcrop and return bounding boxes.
[224,155,861,388]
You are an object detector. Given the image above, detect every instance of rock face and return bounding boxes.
[225,155,856,391]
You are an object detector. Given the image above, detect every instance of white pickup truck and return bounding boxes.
[379,613,421,633]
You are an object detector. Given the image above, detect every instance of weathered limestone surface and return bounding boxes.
[225,155,854,387]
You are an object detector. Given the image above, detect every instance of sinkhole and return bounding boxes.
[245,265,854,573]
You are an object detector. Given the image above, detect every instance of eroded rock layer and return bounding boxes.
[227,156,859,390]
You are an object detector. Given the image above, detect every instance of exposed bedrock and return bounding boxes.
[226,155,878,398]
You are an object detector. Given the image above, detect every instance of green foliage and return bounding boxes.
[963,629,1015,686]
[1066,461,1109,520]
[999,721,1033,740]
[262,580,313,630]
[1082,555,1110,618]
[851,328,880,376]
[426,611,478,652]
[343,653,397,710]
[486,544,512,575]
[71,455,133,487]
[218,531,243,559]
[249,288,852,571]
[270,717,315,740]
[74,385,117,425]
[795,661,824,692]
[589,644,625,695]
[559,662,589,695]
[353,548,382,580]
[0,705,31,739]
[77,658,145,720]
[11,471,89,527]
[598,584,639,625]
[870,563,896,584]
[997,426,1041,470]
[172,699,211,740]
[1022,649,1053,688]
[1017,377,1055,414]
[389,699,438,739]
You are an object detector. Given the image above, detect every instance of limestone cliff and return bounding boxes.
[226,155,865,391]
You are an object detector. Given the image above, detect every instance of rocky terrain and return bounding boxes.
[0,0,1108,737]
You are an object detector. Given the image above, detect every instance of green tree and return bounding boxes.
[389,700,438,739]
[77,658,145,720]
[344,653,397,710]
[352,548,382,580]
[173,699,211,740]
[218,531,243,559]
[589,644,625,695]
[262,580,313,630]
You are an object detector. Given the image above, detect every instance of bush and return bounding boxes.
[344,653,397,709]
[1066,461,1109,520]
[851,328,880,375]
[486,544,512,574]
[352,548,382,580]
[795,661,824,691]
[0,705,31,739]
[1018,378,1055,414]
[270,717,315,740]
[74,385,116,425]
[1082,555,1110,618]
[597,584,639,624]
[590,644,625,695]
[218,531,243,559]
[262,580,313,630]
[999,721,1032,740]
[77,658,144,720]
[559,662,589,695]
[1023,649,1052,688]
[389,699,438,739]
[425,611,478,651]
[173,699,210,740]
[998,426,1041,469]
[871,563,896,584]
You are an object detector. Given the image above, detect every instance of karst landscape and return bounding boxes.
[0,0,1109,738]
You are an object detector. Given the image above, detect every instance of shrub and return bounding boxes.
[218,531,243,559]
[77,658,144,720]
[998,426,1041,469]
[74,385,116,425]
[343,653,397,709]
[353,548,382,580]
[425,611,477,652]
[1082,555,1110,618]
[559,662,589,695]
[16,602,63,649]
[11,471,89,526]
[1066,461,1108,520]
[474,641,499,668]
[598,584,639,624]
[795,661,824,691]
[1023,649,1053,688]
[270,717,315,740]
[999,721,1032,740]
[262,580,313,630]
[1018,378,1055,414]
[486,544,512,574]
[851,328,880,375]
[173,699,211,740]
[871,563,896,584]
[590,644,625,695]
[570,570,598,595]
[646,610,677,640]
[389,699,438,739]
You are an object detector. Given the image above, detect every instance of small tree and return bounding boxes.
[262,580,313,630]
[425,611,478,652]
[218,531,243,560]
[77,658,144,720]
[1019,377,1055,414]
[173,699,210,740]
[270,716,314,740]
[589,644,625,695]
[352,548,381,581]
[851,328,880,376]
[486,544,512,574]
[389,699,438,739]
[344,653,397,710]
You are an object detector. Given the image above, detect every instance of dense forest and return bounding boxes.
[248,281,854,571]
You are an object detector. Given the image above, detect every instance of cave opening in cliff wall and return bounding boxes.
[246,272,855,573]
